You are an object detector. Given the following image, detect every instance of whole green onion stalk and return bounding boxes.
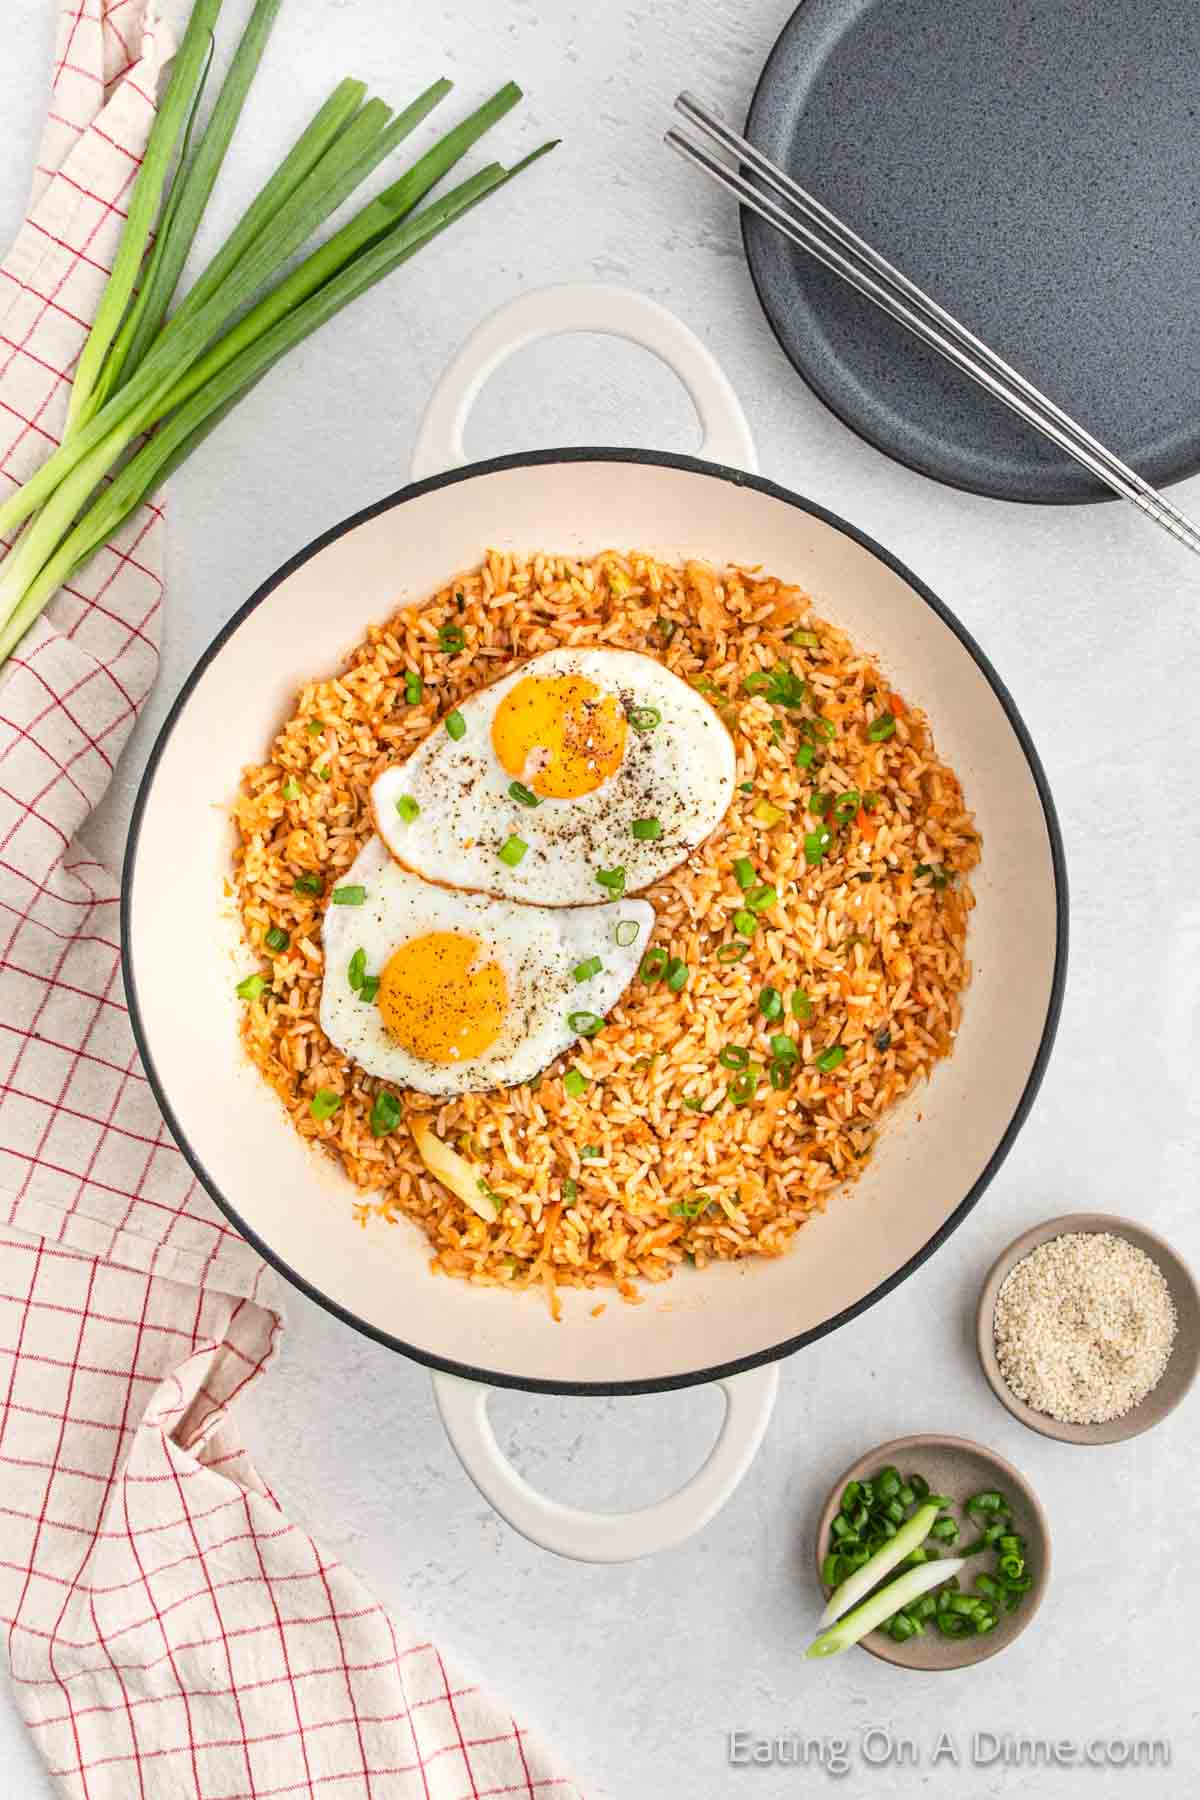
[0,0,555,665]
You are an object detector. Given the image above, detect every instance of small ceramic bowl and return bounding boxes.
[977,1212,1200,1445]
[814,1434,1049,1670]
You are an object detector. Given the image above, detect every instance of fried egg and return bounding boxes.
[371,647,735,905]
[319,837,654,1095]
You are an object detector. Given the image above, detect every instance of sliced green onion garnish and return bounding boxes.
[639,947,668,983]
[804,829,831,866]
[868,711,896,742]
[309,1088,341,1121]
[733,856,756,890]
[395,794,420,822]
[812,791,832,817]
[404,669,423,704]
[746,883,777,913]
[788,628,820,648]
[815,1044,846,1073]
[508,780,541,808]
[315,766,331,781]
[438,622,465,653]
[795,743,815,769]
[563,1067,589,1097]
[614,919,640,947]
[770,1033,797,1060]
[632,817,663,841]
[810,716,836,741]
[293,872,324,896]
[568,1010,604,1037]
[655,615,677,644]
[817,1502,947,1631]
[236,972,268,1002]
[716,941,748,961]
[281,777,299,799]
[332,884,366,905]
[265,925,289,953]
[359,974,380,1004]
[628,705,661,732]
[347,948,366,992]
[833,789,861,824]
[665,956,688,993]
[682,1096,703,1111]
[306,718,323,736]
[369,1090,401,1137]
[445,710,467,740]
[739,780,754,794]
[581,1145,602,1159]
[732,908,758,938]
[718,1045,750,1071]
[727,1067,760,1106]
[791,989,813,1021]
[498,835,528,867]
[595,865,626,898]
[757,986,782,1021]
[562,1177,578,1201]
[573,955,603,982]
[768,1058,795,1090]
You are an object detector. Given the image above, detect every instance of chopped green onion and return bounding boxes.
[815,1044,846,1073]
[746,883,777,913]
[347,948,366,992]
[581,1145,602,1159]
[507,780,541,808]
[359,975,380,1004]
[563,1067,589,1097]
[236,972,268,1002]
[639,947,668,982]
[727,1067,760,1106]
[595,865,626,897]
[718,1045,750,1070]
[670,1193,712,1219]
[804,828,832,866]
[628,705,661,732]
[568,1010,604,1037]
[309,1088,341,1121]
[716,940,748,961]
[790,989,813,1021]
[811,791,832,817]
[795,742,816,769]
[665,956,689,993]
[315,766,331,781]
[573,955,603,982]
[281,777,299,800]
[788,628,820,648]
[563,1177,578,1201]
[332,884,366,905]
[293,872,324,896]
[265,925,289,953]
[757,986,783,1021]
[369,1090,401,1137]
[810,716,836,741]
[770,1033,797,1060]
[307,719,324,735]
[498,835,528,867]
[733,856,756,890]
[768,1058,795,1090]
[930,1517,959,1542]
[654,615,677,644]
[395,794,420,822]
[739,780,754,794]
[403,669,423,704]
[614,918,640,947]
[833,789,861,824]
[682,1095,704,1111]
[632,817,662,841]
[817,1501,949,1630]
[438,622,465,653]
[445,710,467,740]
[742,664,808,708]
[868,711,896,742]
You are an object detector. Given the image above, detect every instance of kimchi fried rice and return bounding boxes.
[233,551,980,1315]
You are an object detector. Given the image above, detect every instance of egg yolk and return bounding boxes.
[377,931,507,1063]
[491,674,627,799]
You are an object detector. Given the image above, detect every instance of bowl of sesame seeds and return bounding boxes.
[976,1213,1200,1445]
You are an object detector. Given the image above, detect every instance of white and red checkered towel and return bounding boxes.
[0,7,585,1797]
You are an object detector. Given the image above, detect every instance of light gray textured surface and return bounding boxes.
[2,3,1198,1795]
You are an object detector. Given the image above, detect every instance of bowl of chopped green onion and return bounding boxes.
[811,1435,1050,1669]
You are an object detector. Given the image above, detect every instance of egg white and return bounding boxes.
[372,647,735,905]
[319,837,655,1097]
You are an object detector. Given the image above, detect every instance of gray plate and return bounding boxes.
[743,0,1200,503]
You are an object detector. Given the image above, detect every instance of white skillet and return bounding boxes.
[123,285,1066,1563]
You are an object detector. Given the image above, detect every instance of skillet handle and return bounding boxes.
[431,1362,778,1563]
[410,282,758,479]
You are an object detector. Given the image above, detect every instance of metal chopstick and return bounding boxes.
[667,95,1200,560]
